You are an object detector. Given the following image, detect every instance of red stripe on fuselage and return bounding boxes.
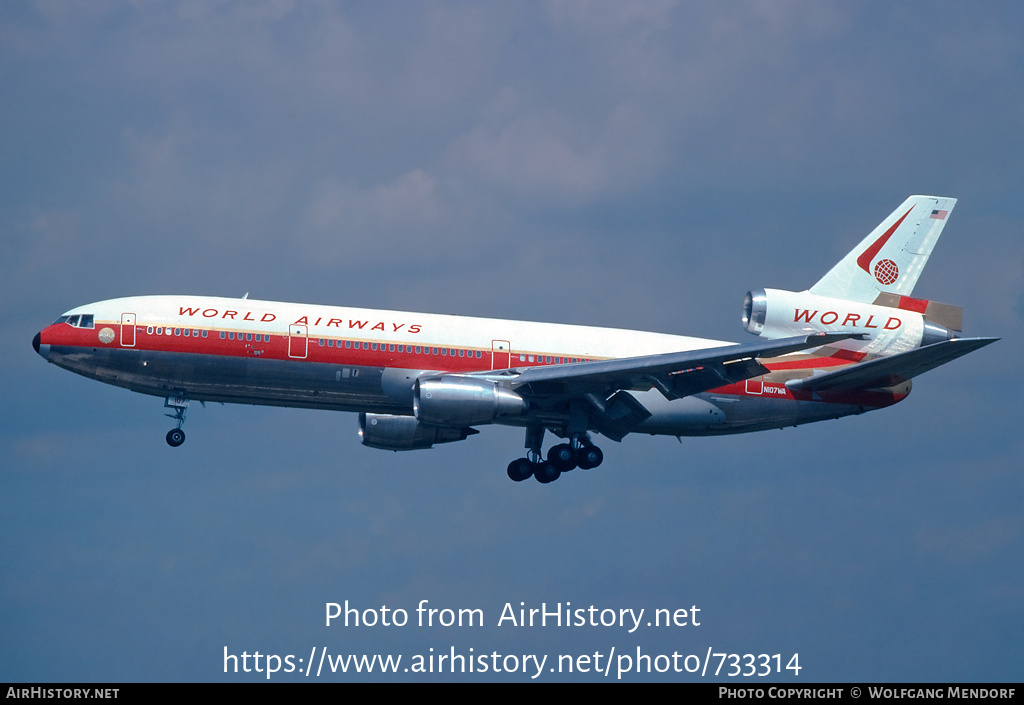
[708,379,904,407]
[38,321,593,374]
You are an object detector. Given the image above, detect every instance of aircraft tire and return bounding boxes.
[507,458,533,482]
[166,428,186,447]
[547,443,577,471]
[533,461,561,484]
[576,445,603,469]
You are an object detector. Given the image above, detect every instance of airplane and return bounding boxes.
[32,195,996,484]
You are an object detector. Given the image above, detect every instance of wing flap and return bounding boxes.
[591,390,653,442]
[786,337,997,393]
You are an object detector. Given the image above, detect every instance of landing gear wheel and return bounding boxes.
[547,443,577,472]
[533,461,561,484]
[166,428,186,447]
[576,445,603,469]
[507,458,533,482]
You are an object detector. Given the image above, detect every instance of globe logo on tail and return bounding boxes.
[874,258,899,285]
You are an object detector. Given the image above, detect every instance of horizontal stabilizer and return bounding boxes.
[786,337,997,393]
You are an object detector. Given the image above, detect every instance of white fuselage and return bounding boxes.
[35,294,899,441]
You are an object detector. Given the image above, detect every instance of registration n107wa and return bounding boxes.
[33,196,995,484]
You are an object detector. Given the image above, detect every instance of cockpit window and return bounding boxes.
[56,314,95,328]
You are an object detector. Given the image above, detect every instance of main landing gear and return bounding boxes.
[164,396,189,447]
[506,427,604,484]
[166,427,186,447]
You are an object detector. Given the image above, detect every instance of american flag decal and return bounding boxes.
[930,209,948,220]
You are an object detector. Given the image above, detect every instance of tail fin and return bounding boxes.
[810,195,957,303]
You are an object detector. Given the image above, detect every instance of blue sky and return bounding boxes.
[2,1,1021,682]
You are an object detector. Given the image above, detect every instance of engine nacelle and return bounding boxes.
[413,376,527,426]
[742,288,956,355]
[358,413,477,451]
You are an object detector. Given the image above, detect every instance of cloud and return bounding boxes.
[448,98,662,203]
[298,169,448,267]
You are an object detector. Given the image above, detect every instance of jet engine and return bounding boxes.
[413,376,527,426]
[742,287,958,354]
[358,413,477,451]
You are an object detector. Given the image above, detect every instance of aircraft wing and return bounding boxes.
[505,332,856,403]
[786,337,998,393]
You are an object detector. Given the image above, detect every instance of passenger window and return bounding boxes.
[147,327,154,334]
[318,339,325,347]
[202,330,208,338]
[220,331,225,339]
[184,329,191,337]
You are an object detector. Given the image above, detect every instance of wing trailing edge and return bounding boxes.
[509,332,857,402]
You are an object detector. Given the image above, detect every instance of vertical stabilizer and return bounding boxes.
[810,195,956,303]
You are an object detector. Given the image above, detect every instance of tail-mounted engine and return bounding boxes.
[742,288,961,354]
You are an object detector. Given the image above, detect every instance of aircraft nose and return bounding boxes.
[33,330,52,361]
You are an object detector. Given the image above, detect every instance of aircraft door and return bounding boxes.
[288,324,308,359]
[491,340,511,370]
[120,313,136,347]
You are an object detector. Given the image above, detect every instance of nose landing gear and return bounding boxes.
[166,427,186,447]
[164,396,189,447]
